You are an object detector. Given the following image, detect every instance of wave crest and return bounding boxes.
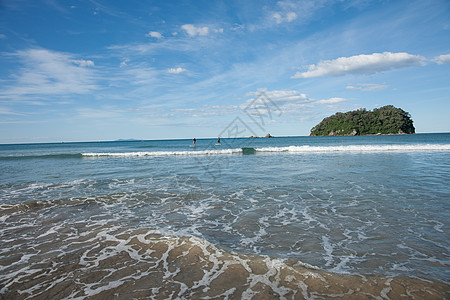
[81,144,450,158]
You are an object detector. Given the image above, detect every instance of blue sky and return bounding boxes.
[0,0,449,143]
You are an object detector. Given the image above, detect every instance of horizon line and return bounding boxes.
[1,132,450,146]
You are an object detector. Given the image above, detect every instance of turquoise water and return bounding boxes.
[1,133,449,298]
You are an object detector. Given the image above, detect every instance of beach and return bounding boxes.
[1,134,449,299]
[1,229,447,299]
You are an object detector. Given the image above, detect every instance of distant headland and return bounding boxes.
[310,105,415,136]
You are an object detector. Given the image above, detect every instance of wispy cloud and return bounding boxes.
[120,57,130,68]
[1,48,98,100]
[121,65,159,85]
[243,89,347,115]
[292,52,426,78]
[72,59,95,67]
[109,34,216,56]
[346,83,388,91]
[263,0,327,28]
[181,24,209,37]
[172,104,239,118]
[272,11,297,24]
[315,97,347,104]
[167,67,187,74]
[0,107,24,115]
[147,31,163,39]
[245,89,308,104]
[433,54,450,64]
[76,107,125,119]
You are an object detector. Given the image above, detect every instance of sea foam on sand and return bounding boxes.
[1,224,447,299]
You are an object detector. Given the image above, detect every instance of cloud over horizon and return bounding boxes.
[292,52,427,78]
[242,89,348,116]
[1,0,449,142]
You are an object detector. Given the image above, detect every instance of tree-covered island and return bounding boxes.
[310,105,415,136]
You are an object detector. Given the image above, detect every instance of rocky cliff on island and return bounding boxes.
[310,105,415,136]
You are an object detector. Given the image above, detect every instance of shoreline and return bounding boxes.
[1,230,448,299]
[1,134,449,299]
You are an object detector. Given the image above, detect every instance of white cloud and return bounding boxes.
[273,11,298,24]
[77,107,124,119]
[286,12,298,22]
[1,48,98,99]
[72,59,95,67]
[167,67,187,74]
[0,33,6,39]
[242,89,303,116]
[181,24,209,37]
[292,52,426,78]
[433,54,450,64]
[172,104,239,118]
[273,13,283,24]
[243,89,347,116]
[120,58,130,68]
[346,83,388,91]
[231,24,245,31]
[123,66,158,85]
[266,0,325,27]
[316,97,347,104]
[246,89,308,103]
[0,107,24,115]
[147,31,163,39]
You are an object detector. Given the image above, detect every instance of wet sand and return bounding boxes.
[1,227,448,299]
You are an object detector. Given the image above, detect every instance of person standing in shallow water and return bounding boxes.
[193,138,196,147]
[217,137,220,145]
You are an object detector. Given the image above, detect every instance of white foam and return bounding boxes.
[331,255,354,274]
[82,144,450,158]
[82,148,242,157]
[255,144,450,153]
[322,236,335,267]
[432,221,444,232]
[241,257,293,300]
[380,278,393,299]
[36,227,58,239]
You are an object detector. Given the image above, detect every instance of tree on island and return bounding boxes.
[310,105,415,136]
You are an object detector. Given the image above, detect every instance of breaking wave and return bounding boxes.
[1,144,449,160]
[83,148,243,157]
[253,144,450,153]
[82,144,450,157]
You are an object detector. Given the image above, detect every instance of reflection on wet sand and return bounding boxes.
[1,226,447,299]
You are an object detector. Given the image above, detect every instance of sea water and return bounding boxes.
[0,133,449,299]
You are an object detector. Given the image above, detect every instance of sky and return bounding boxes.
[0,0,449,143]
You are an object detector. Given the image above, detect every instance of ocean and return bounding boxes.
[1,133,449,299]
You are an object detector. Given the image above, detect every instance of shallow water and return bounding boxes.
[1,134,449,299]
